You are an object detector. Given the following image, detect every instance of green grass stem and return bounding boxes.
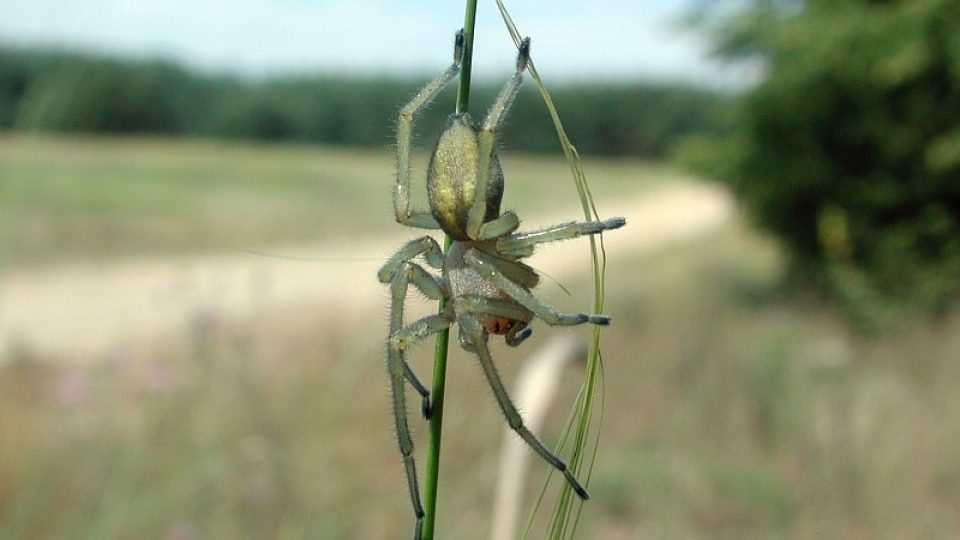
[420,2,478,539]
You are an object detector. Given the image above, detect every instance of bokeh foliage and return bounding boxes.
[681,0,960,322]
[0,47,722,158]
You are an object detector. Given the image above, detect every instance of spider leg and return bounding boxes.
[505,323,534,347]
[378,236,445,285]
[454,304,590,500]
[464,248,612,326]
[388,261,446,417]
[449,244,538,289]
[387,312,454,540]
[466,38,532,241]
[493,256,540,289]
[455,295,533,322]
[395,30,464,230]
[497,217,627,258]
[382,245,447,417]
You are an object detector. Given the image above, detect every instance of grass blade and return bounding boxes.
[494,1,611,538]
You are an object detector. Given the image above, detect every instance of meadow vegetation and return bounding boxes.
[4,3,958,537]
[0,134,668,267]
[2,136,959,538]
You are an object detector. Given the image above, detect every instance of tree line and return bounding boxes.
[0,47,725,157]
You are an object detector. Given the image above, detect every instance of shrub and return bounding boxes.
[698,0,960,322]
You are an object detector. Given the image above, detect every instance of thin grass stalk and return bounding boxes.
[420,1,478,539]
[494,2,610,538]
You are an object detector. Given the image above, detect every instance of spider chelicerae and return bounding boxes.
[378,29,625,538]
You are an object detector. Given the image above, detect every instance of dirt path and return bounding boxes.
[0,183,733,363]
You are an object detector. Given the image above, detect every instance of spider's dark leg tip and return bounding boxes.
[590,314,612,326]
[421,397,432,420]
[507,326,533,347]
[517,37,531,71]
[606,216,627,230]
[454,29,465,64]
[561,468,590,500]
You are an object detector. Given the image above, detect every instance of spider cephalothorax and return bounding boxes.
[379,29,625,539]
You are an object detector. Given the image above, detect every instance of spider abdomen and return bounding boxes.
[427,114,504,240]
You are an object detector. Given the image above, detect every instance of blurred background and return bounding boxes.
[2,0,959,538]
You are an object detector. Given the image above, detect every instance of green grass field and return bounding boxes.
[1,135,959,539]
[0,133,670,267]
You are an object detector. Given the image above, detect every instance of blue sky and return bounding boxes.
[1,0,754,87]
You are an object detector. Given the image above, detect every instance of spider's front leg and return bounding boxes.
[395,30,464,230]
[465,37,532,241]
[464,248,612,326]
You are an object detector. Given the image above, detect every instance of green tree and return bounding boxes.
[696,0,960,322]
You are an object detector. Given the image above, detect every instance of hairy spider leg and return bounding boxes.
[386,312,454,540]
[464,248,612,326]
[378,236,445,284]
[487,253,540,289]
[497,217,628,258]
[387,261,446,418]
[465,37,532,241]
[455,295,534,322]
[454,302,590,500]
[379,236,450,419]
[505,323,534,347]
[395,30,465,230]
[446,241,540,289]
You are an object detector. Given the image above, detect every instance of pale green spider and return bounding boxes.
[378,30,625,539]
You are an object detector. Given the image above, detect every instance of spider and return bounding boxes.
[378,30,626,539]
